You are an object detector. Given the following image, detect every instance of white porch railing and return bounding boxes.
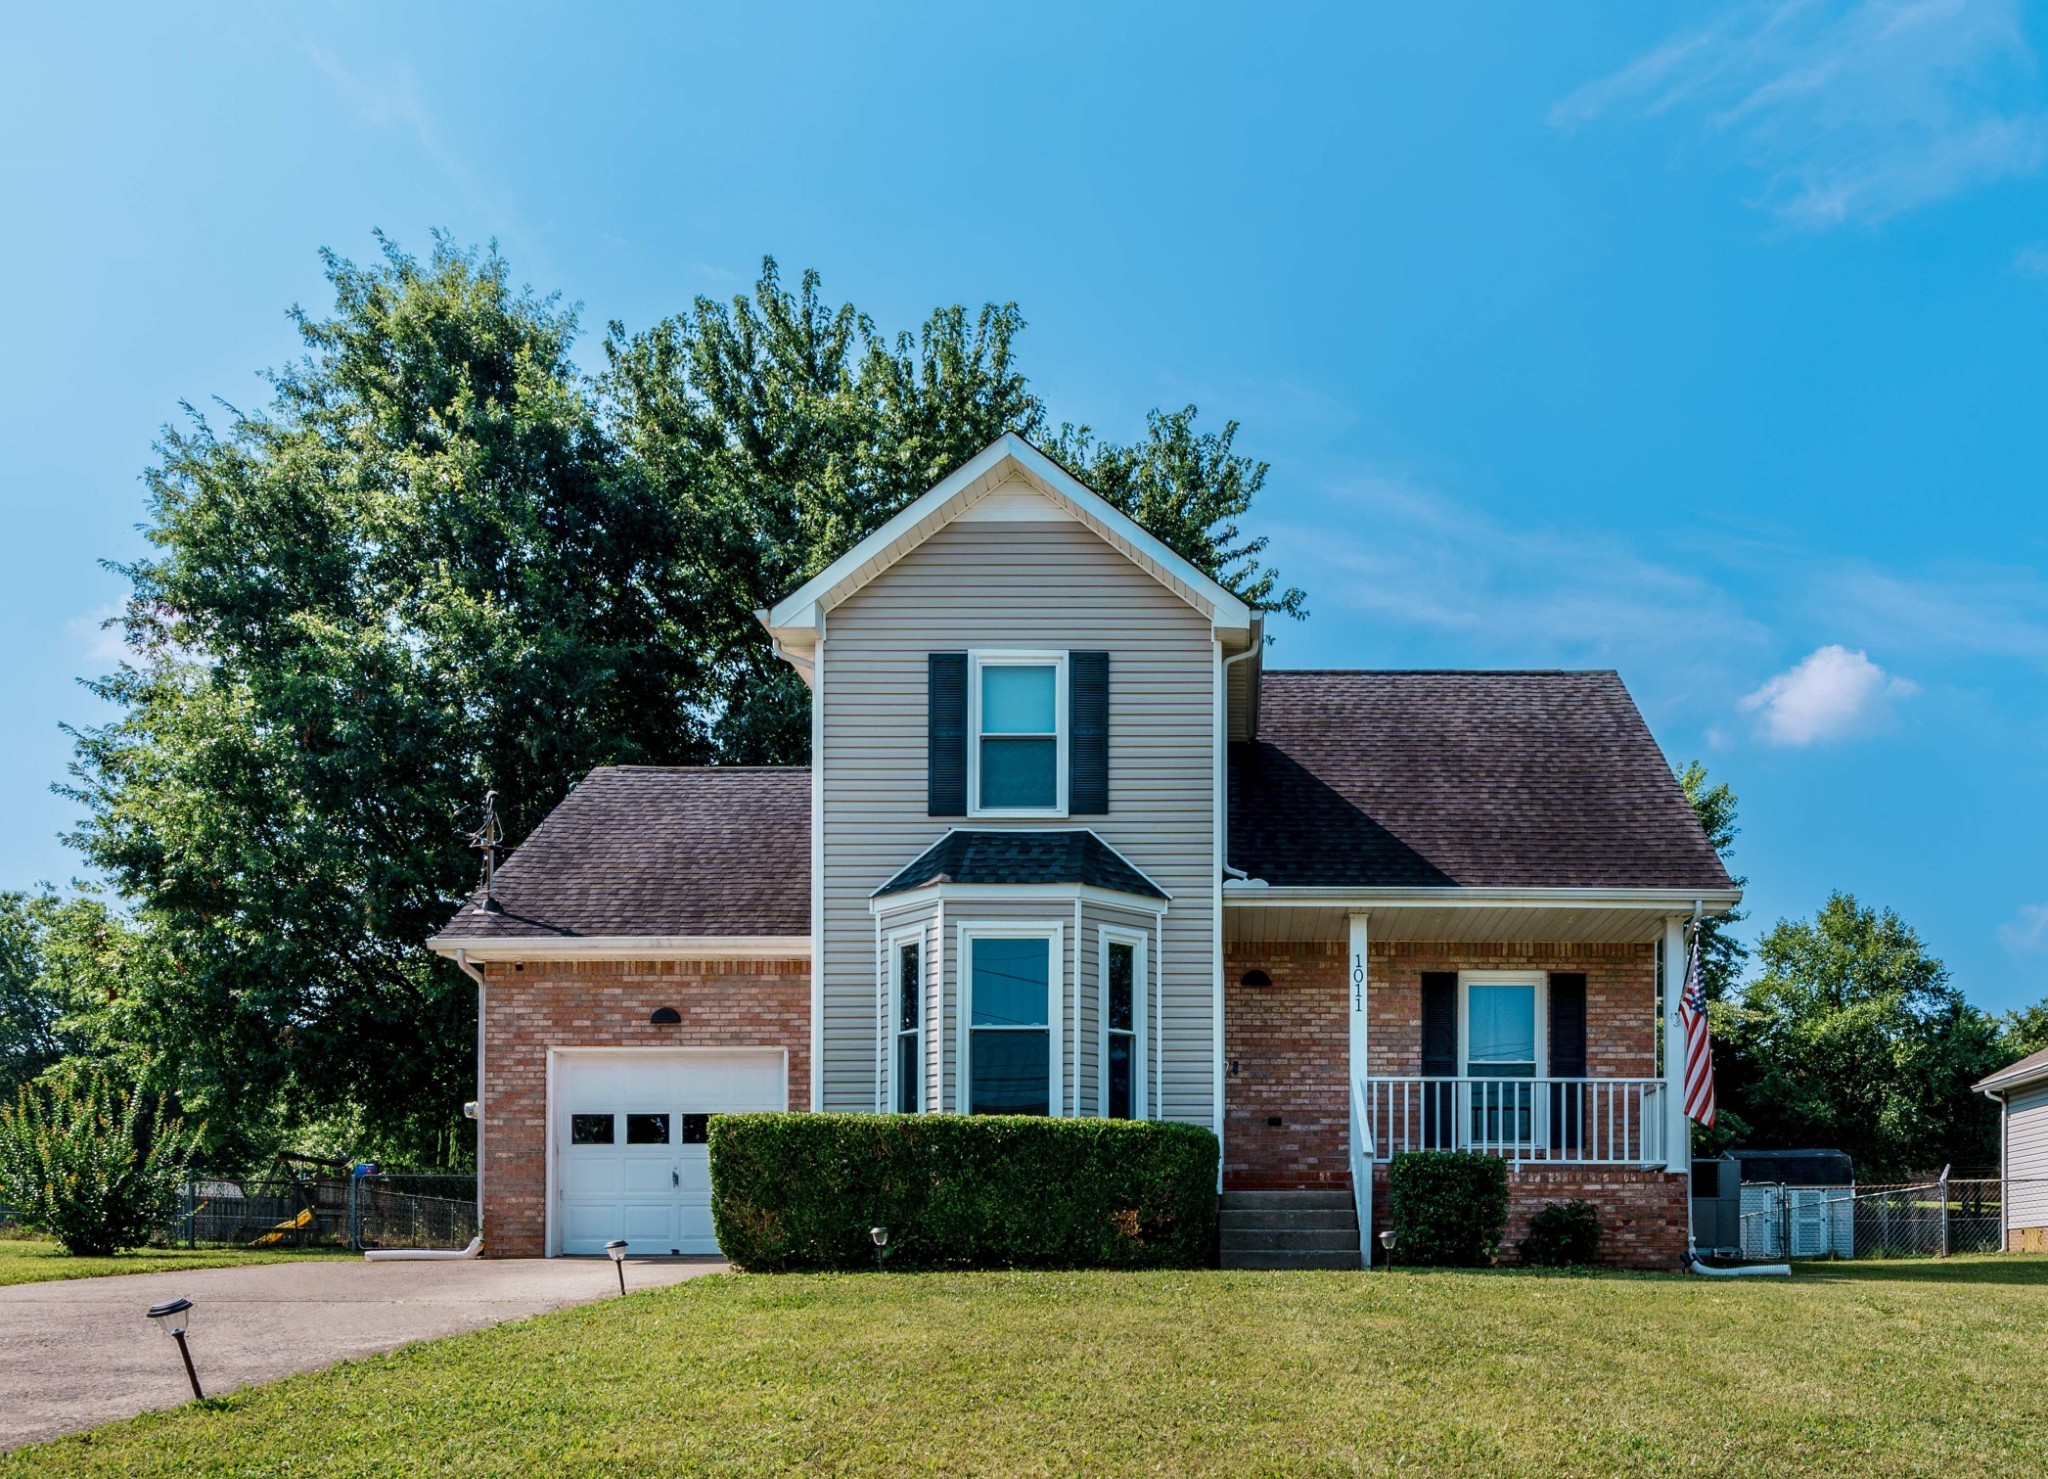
[1361,1076,1667,1167]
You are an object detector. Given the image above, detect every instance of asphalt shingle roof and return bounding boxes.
[874,829,1167,900]
[1228,670,1733,890]
[434,766,810,940]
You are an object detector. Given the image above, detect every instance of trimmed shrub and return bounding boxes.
[1386,1150,1509,1267]
[708,1113,1218,1272]
[0,1067,198,1257]
[1519,1198,1602,1267]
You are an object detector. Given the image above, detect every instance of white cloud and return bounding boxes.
[1999,902,2048,956]
[2017,240,2048,276]
[67,603,130,667]
[1739,644,1919,744]
[1551,0,2048,228]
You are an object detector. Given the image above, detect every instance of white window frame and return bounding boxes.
[956,920,1065,1116]
[1099,926,1148,1120]
[1456,971,1548,1076]
[887,924,925,1114]
[967,649,1068,818]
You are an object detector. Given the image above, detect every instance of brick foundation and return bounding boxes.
[1224,938,1683,1268]
[478,957,809,1257]
[1366,1164,1690,1271]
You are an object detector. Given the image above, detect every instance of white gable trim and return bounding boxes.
[761,434,1254,642]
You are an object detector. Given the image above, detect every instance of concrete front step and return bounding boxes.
[1220,1247,1363,1271]
[1218,1189,1354,1211]
[1220,1208,1358,1232]
[1218,1226,1360,1253]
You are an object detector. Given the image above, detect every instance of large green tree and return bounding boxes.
[64,240,1304,1165]
[1675,759,1748,1002]
[1716,892,2005,1179]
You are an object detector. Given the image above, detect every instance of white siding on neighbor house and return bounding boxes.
[817,491,1218,1124]
[2008,1085,2048,1231]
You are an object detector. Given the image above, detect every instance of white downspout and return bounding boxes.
[373,947,488,1263]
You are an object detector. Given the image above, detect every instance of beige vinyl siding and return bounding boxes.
[2009,1085,2048,1232]
[818,499,1217,1122]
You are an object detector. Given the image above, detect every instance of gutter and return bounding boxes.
[1223,885,1746,912]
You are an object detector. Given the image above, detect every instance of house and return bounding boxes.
[429,434,1739,1269]
[1976,1046,2048,1252]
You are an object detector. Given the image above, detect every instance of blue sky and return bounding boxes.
[3,2,2044,1012]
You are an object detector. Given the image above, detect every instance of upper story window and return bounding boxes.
[970,652,1066,815]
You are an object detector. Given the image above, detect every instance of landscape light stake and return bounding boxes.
[606,1239,628,1295]
[870,1225,890,1271]
[146,1298,204,1401]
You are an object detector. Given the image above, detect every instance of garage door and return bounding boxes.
[554,1050,785,1256]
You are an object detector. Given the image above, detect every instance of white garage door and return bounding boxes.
[553,1049,785,1256]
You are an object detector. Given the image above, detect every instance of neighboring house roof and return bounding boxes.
[760,433,1257,651]
[1977,1045,2048,1096]
[873,829,1168,901]
[1229,670,1733,891]
[431,766,810,944]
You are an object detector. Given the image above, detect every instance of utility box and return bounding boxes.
[1691,1156,1741,1257]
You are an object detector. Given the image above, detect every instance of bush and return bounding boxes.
[1519,1198,1602,1267]
[1386,1150,1509,1267]
[709,1113,1218,1272]
[0,1066,198,1256]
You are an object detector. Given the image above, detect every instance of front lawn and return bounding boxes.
[0,1237,348,1287]
[8,1257,2044,1475]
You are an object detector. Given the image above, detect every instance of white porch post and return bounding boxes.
[1347,912,1372,1263]
[1661,916,1688,1173]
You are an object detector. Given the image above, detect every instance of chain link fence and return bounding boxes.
[165,1173,477,1252]
[1739,1174,2008,1260]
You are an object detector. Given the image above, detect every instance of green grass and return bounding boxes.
[9,1257,2046,1476]
[0,1236,349,1287]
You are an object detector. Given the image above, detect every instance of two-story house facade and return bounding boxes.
[433,435,1738,1268]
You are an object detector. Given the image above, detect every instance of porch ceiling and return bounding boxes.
[1226,902,1679,946]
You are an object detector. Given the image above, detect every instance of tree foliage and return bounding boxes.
[1714,892,2006,1179]
[1675,759,1748,1002]
[60,239,1305,1166]
[0,1063,199,1256]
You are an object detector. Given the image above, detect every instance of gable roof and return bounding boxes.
[761,434,1255,647]
[1977,1045,2048,1096]
[872,829,1168,902]
[431,766,810,946]
[1228,670,1734,891]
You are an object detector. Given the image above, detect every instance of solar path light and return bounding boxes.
[870,1225,889,1270]
[146,1297,204,1400]
[605,1239,628,1295]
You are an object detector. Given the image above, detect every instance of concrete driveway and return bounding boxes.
[0,1255,724,1450]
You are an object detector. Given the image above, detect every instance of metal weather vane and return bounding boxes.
[469,788,505,914]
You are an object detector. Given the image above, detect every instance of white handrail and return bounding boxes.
[1360,1076,1667,1167]
[1349,1078,1374,1266]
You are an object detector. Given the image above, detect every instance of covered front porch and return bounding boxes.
[1224,886,1732,1268]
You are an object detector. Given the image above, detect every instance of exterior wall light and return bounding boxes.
[649,1006,682,1025]
[146,1297,204,1400]
[605,1239,628,1295]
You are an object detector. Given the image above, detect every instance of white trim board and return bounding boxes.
[431,935,810,963]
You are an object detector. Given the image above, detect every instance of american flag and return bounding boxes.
[1678,933,1716,1127]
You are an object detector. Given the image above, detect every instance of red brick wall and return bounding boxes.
[1223,942,1349,1189]
[479,957,809,1257]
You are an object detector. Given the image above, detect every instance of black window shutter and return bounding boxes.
[1547,974,1588,1077]
[1420,973,1458,1076]
[1548,972,1589,1154]
[1420,971,1458,1148]
[1069,651,1109,815]
[927,653,967,816]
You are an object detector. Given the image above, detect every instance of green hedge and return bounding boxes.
[708,1113,1219,1272]
[1386,1150,1509,1267]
